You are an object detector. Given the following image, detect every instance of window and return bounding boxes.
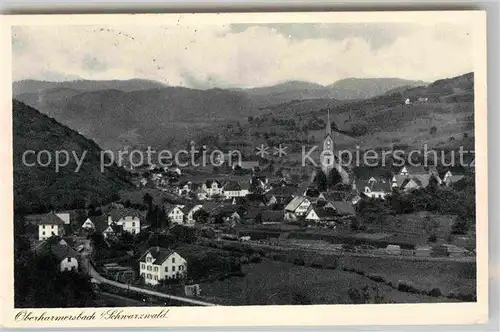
[147,257,152,263]
[141,273,144,277]
[141,263,145,270]
[154,266,158,272]
[172,266,176,272]
[42,231,45,235]
[147,266,152,271]
[179,265,184,271]
[154,276,158,280]
[132,222,135,227]
[164,266,168,272]
[147,274,151,279]
[172,257,175,263]
[42,225,45,229]
[51,225,54,229]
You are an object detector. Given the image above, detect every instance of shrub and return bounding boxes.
[397,280,419,293]
[310,261,324,269]
[239,256,249,264]
[293,257,305,266]
[428,287,442,297]
[366,273,385,283]
[249,254,262,263]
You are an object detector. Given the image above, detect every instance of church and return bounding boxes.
[318,110,351,185]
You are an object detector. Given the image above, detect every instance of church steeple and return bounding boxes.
[326,109,332,137]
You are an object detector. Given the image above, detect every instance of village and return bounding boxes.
[15,112,477,306]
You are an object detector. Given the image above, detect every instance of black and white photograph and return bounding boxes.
[1,11,488,328]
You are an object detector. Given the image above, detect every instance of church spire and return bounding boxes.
[326,109,332,137]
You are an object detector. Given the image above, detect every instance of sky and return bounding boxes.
[11,22,474,89]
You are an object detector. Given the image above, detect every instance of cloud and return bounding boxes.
[11,22,473,88]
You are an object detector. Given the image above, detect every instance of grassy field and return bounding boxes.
[199,258,455,305]
[338,255,476,296]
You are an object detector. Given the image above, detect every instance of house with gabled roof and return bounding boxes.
[399,165,428,176]
[223,180,249,199]
[50,242,79,272]
[138,247,187,286]
[442,170,467,187]
[106,208,143,235]
[165,204,185,226]
[355,178,392,200]
[81,218,95,231]
[37,212,66,241]
[201,180,223,197]
[284,196,312,222]
[305,206,338,224]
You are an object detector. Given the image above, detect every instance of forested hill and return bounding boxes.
[13,100,131,213]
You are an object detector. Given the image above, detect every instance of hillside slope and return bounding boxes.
[13,100,131,213]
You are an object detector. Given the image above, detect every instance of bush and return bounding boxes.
[366,273,385,283]
[239,256,249,264]
[428,287,442,297]
[249,254,262,263]
[310,261,324,269]
[293,257,305,266]
[397,280,419,293]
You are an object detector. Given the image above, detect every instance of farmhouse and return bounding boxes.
[37,212,67,241]
[223,181,250,199]
[355,178,391,199]
[81,218,95,230]
[166,205,185,225]
[201,180,223,197]
[284,196,312,222]
[305,206,338,224]
[50,242,79,272]
[106,208,143,234]
[139,247,187,286]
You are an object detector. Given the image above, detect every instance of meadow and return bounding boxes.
[199,258,455,305]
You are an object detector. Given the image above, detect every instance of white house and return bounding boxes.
[139,247,188,286]
[50,243,79,272]
[284,196,312,222]
[37,212,66,241]
[166,205,185,225]
[107,208,142,235]
[405,98,411,105]
[202,180,223,197]
[81,218,95,230]
[355,178,391,200]
[305,206,338,224]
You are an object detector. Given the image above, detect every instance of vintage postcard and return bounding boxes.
[0,11,488,328]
